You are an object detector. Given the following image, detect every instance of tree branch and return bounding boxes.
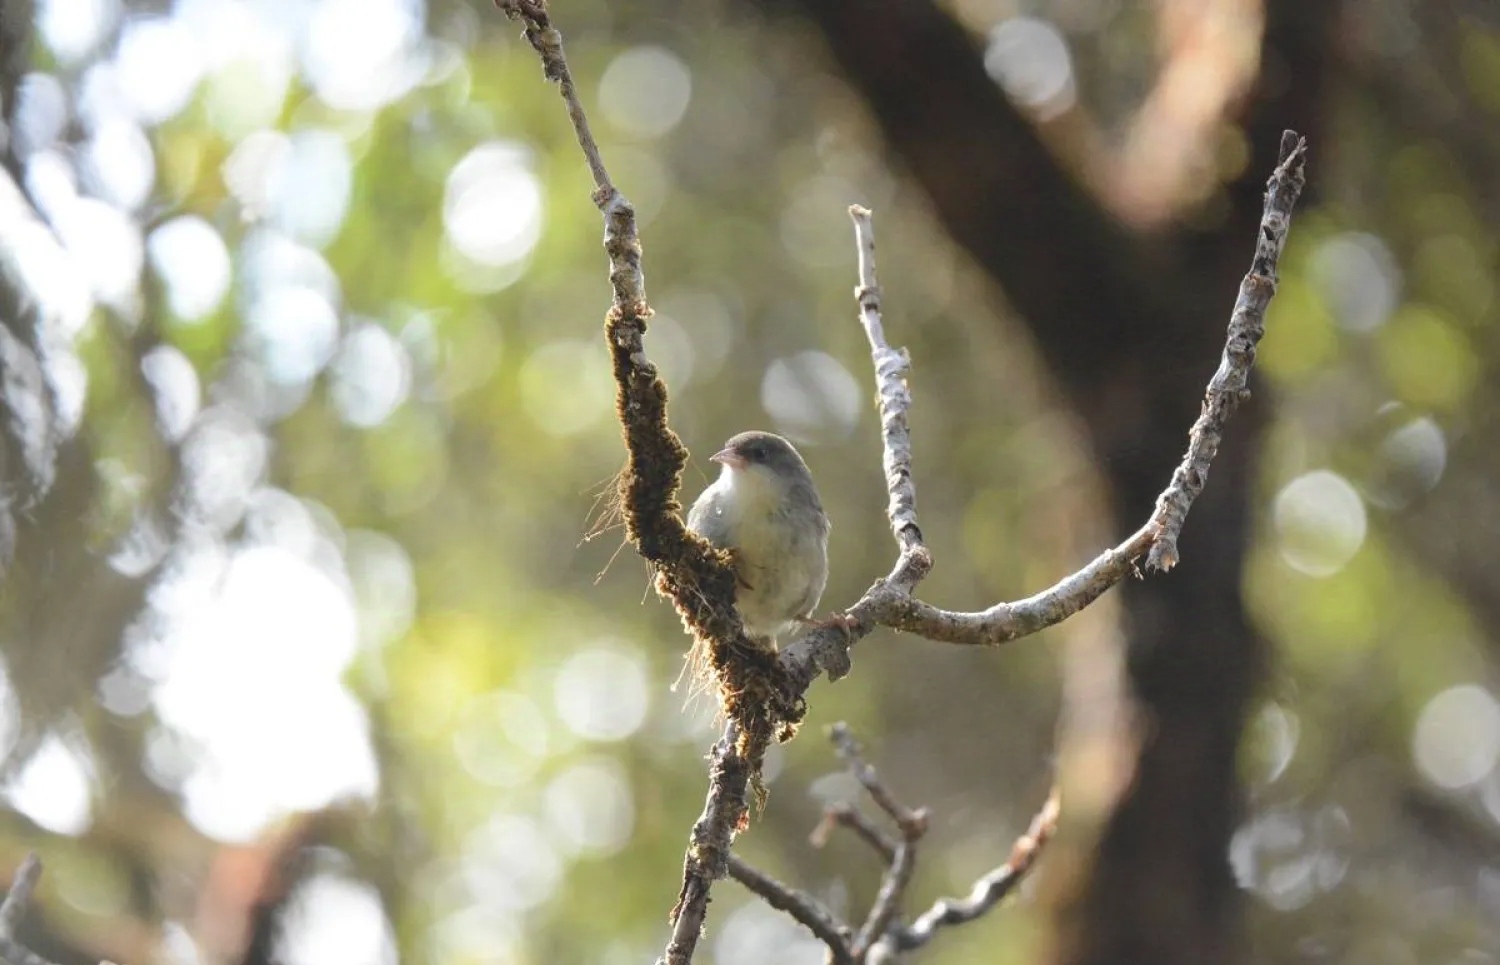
[495,5,798,962]
[726,855,854,965]
[888,787,1061,954]
[829,723,927,839]
[737,727,1060,963]
[504,2,1307,960]
[1145,130,1307,571]
[0,854,104,965]
[782,134,1307,683]
[812,804,899,865]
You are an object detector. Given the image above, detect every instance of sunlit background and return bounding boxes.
[0,0,1498,963]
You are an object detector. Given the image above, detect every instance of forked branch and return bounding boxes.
[729,725,1060,963]
[499,3,1308,962]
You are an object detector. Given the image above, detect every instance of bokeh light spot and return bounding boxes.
[984,17,1076,119]
[553,647,649,742]
[331,322,411,428]
[464,814,562,912]
[54,195,144,310]
[278,874,396,965]
[1413,684,1500,790]
[716,901,827,965]
[268,130,353,249]
[1308,232,1400,332]
[38,0,119,65]
[13,73,70,158]
[1377,305,1480,412]
[303,0,426,111]
[598,46,693,138]
[519,339,613,437]
[115,15,205,125]
[81,116,155,210]
[1273,470,1367,577]
[245,286,341,386]
[140,345,201,442]
[779,175,862,268]
[6,735,94,836]
[148,216,231,321]
[760,350,862,443]
[543,758,634,857]
[152,546,377,842]
[1369,414,1447,510]
[443,143,543,268]
[453,691,551,788]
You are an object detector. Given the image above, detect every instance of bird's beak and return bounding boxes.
[710,447,747,470]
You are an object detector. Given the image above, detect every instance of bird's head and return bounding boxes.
[709,430,815,497]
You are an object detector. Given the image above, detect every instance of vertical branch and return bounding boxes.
[494,6,784,964]
[849,206,924,558]
[1146,131,1307,570]
[0,854,78,965]
[0,854,39,933]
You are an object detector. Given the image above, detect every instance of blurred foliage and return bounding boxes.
[0,1,1498,965]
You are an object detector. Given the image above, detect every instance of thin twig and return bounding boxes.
[508,3,1307,956]
[1146,129,1307,570]
[826,723,928,959]
[496,5,776,962]
[0,854,39,934]
[663,726,751,964]
[0,854,73,965]
[888,787,1061,953]
[812,804,899,865]
[851,842,916,960]
[727,855,854,965]
[849,205,924,558]
[782,135,1307,680]
[829,724,928,838]
[495,0,611,193]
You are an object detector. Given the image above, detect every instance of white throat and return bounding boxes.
[718,464,782,510]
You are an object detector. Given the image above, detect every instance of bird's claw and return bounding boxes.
[798,611,859,637]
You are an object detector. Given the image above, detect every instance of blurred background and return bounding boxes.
[0,0,1497,963]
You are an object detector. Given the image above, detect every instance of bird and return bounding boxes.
[687,430,831,648]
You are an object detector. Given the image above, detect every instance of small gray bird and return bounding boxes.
[687,431,830,646]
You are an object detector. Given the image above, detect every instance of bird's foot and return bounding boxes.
[797,611,859,637]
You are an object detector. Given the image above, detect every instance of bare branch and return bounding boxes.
[727,855,854,965]
[0,854,39,934]
[507,1,1306,958]
[0,854,86,965]
[889,787,1061,953]
[849,205,924,557]
[852,842,915,960]
[663,726,752,965]
[494,0,611,193]
[829,724,928,839]
[825,723,928,960]
[497,5,794,961]
[784,133,1307,678]
[812,804,899,865]
[1146,130,1308,570]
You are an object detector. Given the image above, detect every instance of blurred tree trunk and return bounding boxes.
[767,1,1337,962]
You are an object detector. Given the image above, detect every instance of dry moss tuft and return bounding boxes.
[604,306,805,777]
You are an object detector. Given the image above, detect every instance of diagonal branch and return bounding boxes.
[726,855,854,965]
[888,786,1061,954]
[1145,130,1307,571]
[0,854,93,965]
[503,2,1307,961]
[493,6,791,964]
[781,133,1307,683]
[812,803,899,865]
[829,723,927,839]
[739,728,1060,963]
